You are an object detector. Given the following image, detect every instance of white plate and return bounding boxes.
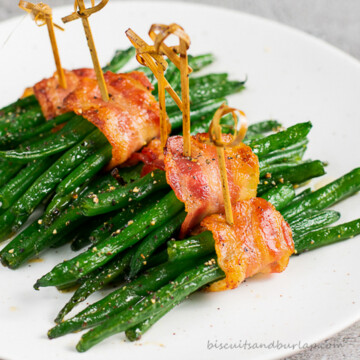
[0,2,360,360]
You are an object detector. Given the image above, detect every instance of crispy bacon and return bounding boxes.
[164,134,259,237]
[64,71,162,168]
[128,139,165,176]
[33,69,96,119]
[201,197,294,292]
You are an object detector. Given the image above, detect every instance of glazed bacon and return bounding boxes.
[63,71,161,168]
[164,133,259,237]
[201,197,294,292]
[33,69,96,119]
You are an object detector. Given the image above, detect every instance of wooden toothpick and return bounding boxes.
[19,1,67,89]
[62,0,109,101]
[149,24,192,157]
[208,103,248,225]
[126,28,181,148]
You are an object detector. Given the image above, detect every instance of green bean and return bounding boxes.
[260,162,301,178]
[0,112,74,148]
[282,168,360,221]
[190,112,233,135]
[71,193,161,251]
[288,188,312,206]
[125,305,173,341]
[0,206,84,268]
[69,215,110,251]
[57,248,167,321]
[258,140,308,167]
[295,218,360,254]
[0,174,116,267]
[53,174,123,245]
[0,160,24,190]
[167,231,215,262]
[80,170,169,216]
[0,95,37,118]
[43,184,89,225]
[0,129,108,240]
[143,249,168,269]
[48,256,216,339]
[75,261,224,352]
[169,98,226,131]
[290,210,341,235]
[35,191,184,288]
[0,104,45,141]
[128,211,186,278]
[55,249,135,323]
[168,53,215,86]
[166,74,245,110]
[259,183,295,211]
[188,53,215,72]
[247,120,282,135]
[0,157,54,211]
[0,116,96,162]
[111,163,143,185]
[257,160,325,194]
[250,122,312,158]
[155,53,216,91]
[56,144,112,196]
[102,47,136,73]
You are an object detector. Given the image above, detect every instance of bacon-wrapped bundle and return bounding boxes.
[164,133,259,236]
[64,71,162,168]
[201,197,294,292]
[33,69,162,168]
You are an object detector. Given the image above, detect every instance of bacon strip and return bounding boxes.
[128,138,165,176]
[63,71,162,168]
[33,69,96,119]
[164,134,259,237]
[201,197,294,292]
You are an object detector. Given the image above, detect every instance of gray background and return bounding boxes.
[0,0,359,359]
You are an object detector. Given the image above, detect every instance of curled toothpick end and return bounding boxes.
[63,0,109,101]
[18,1,67,88]
[149,23,192,157]
[207,104,248,225]
[125,28,171,148]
